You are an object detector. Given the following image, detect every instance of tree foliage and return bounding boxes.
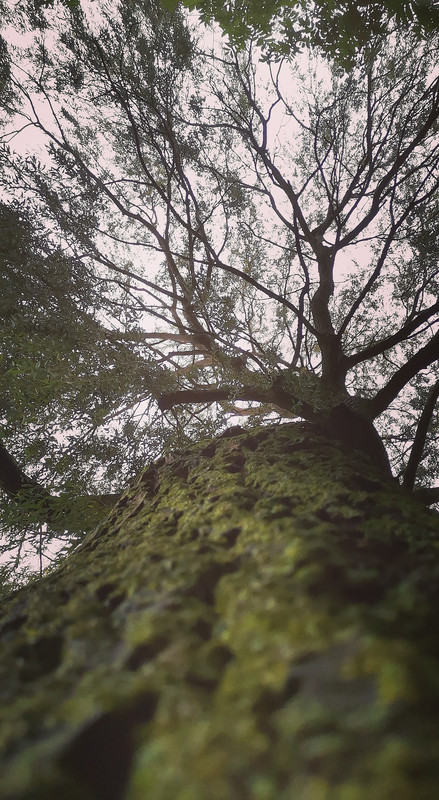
[169,0,439,64]
[0,0,438,581]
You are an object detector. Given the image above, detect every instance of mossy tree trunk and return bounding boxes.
[1,423,439,800]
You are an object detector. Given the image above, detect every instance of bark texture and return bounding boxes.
[1,422,439,800]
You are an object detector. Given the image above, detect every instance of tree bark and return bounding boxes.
[1,422,439,799]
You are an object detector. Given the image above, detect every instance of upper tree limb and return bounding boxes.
[158,381,317,420]
[402,379,439,491]
[413,486,439,506]
[345,300,439,369]
[368,330,439,419]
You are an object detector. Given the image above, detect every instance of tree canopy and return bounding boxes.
[172,0,439,64]
[0,0,438,583]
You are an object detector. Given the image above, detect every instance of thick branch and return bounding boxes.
[0,439,50,503]
[369,330,439,418]
[346,300,439,368]
[403,380,439,491]
[413,486,439,506]
[0,441,120,531]
[309,248,346,388]
[158,384,315,419]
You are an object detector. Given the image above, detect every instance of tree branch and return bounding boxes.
[0,440,120,531]
[403,379,439,491]
[158,384,315,419]
[412,486,439,506]
[369,330,439,418]
[0,440,50,504]
[336,77,439,249]
[346,300,439,368]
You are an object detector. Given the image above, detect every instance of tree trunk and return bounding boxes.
[1,422,439,800]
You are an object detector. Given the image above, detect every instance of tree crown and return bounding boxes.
[1,0,438,582]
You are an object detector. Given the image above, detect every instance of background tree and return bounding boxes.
[0,0,438,582]
[0,196,142,580]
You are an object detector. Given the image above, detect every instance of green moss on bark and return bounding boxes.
[1,423,439,799]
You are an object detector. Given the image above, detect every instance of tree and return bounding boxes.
[1,423,439,798]
[0,0,439,793]
[1,0,439,579]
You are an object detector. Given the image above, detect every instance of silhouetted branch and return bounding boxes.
[0,440,120,530]
[0,439,49,502]
[412,486,439,506]
[403,380,439,490]
[158,383,315,418]
[369,331,439,418]
[346,299,439,368]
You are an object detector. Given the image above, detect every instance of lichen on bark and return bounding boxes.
[1,422,439,799]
